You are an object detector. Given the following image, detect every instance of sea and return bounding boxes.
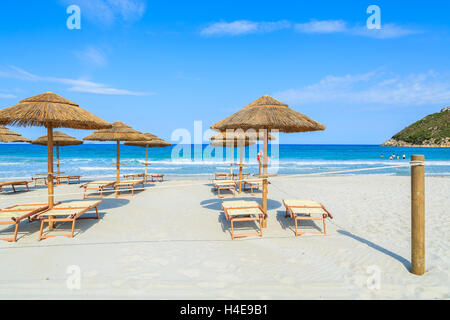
[0,144,449,181]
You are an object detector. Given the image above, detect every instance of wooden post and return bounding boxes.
[116,141,120,183]
[411,154,425,275]
[56,145,60,178]
[230,147,234,176]
[47,126,54,229]
[239,145,243,193]
[145,144,149,182]
[262,130,268,228]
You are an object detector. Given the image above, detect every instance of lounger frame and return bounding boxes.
[37,201,102,240]
[213,180,236,198]
[56,175,81,185]
[0,181,30,193]
[0,203,49,242]
[222,202,264,239]
[81,181,116,199]
[283,200,333,236]
[115,179,145,197]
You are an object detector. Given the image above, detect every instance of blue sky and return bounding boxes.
[0,0,449,144]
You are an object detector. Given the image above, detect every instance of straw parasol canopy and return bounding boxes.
[211,94,325,226]
[83,121,148,184]
[32,130,83,147]
[211,95,325,133]
[124,133,172,179]
[31,131,83,177]
[0,91,111,212]
[0,126,30,143]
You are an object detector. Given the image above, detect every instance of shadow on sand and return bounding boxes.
[275,210,322,235]
[338,230,411,271]
[1,198,130,241]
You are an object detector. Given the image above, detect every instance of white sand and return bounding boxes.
[0,175,448,299]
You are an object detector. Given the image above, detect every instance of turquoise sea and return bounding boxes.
[0,144,449,181]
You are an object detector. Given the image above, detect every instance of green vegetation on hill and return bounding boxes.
[391,108,449,145]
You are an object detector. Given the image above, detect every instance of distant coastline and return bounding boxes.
[382,138,450,148]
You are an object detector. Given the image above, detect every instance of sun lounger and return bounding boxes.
[232,172,250,180]
[214,172,232,180]
[213,179,236,198]
[56,175,81,185]
[242,178,264,195]
[32,176,48,187]
[123,173,145,180]
[0,181,31,193]
[115,179,145,197]
[80,181,116,199]
[148,174,164,182]
[283,199,333,236]
[0,203,49,242]
[35,200,102,240]
[221,200,264,239]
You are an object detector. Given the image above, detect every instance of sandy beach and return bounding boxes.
[0,174,448,299]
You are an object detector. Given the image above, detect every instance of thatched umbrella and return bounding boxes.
[83,121,148,184]
[0,126,30,143]
[124,133,172,180]
[0,92,111,211]
[211,95,325,227]
[210,131,275,193]
[31,131,83,177]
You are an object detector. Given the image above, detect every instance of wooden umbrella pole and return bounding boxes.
[262,130,268,228]
[230,147,234,175]
[56,145,60,178]
[239,145,243,193]
[47,126,55,230]
[116,141,120,183]
[145,144,149,182]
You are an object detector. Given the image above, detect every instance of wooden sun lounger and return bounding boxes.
[242,178,264,195]
[283,199,333,236]
[124,173,164,183]
[123,173,145,180]
[213,179,236,198]
[115,179,145,197]
[80,181,116,199]
[0,181,31,193]
[0,203,49,242]
[148,174,164,182]
[36,200,102,240]
[222,200,264,239]
[32,176,47,187]
[232,172,250,180]
[56,175,81,185]
[214,172,232,180]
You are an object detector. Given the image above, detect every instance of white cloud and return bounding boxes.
[0,66,152,96]
[275,70,450,107]
[352,23,420,39]
[61,0,146,26]
[74,47,107,67]
[0,93,16,99]
[201,20,291,36]
[294,20,348,34]
[295,20,419,38]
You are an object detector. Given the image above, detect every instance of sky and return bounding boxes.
[0,0,449,144]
